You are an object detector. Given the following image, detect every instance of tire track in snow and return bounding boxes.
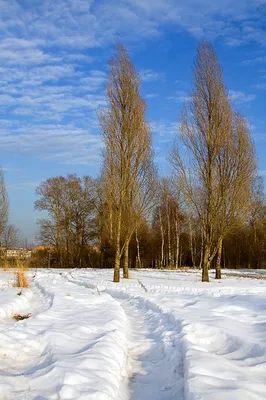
[64,273,184,400]
[116,295,184,400]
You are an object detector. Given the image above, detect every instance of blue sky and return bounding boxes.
[1,0,266,243]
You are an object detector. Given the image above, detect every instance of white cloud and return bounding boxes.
[168,91,190,103]
[140,69,163,82]
[229,90,256,103]
[0,0,265,52]
[0,123,103,165]
[145,93,158,99]
[0,66,106,121]
[80,71,107,92]
[151,121,180,140]
[253,83,266,90]
[242,56,266,64]
[0,38,59,65]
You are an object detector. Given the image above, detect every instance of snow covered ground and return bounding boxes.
[0,268,265,399]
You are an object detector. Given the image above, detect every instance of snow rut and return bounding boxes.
[64,273,184,400]
[116,296,184,400]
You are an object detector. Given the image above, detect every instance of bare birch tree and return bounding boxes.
[100,43,155,282]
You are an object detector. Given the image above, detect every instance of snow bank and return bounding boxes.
[0,286,34,320]
[0,272,130,400]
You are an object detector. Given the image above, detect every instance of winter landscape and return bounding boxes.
[0,268,265,400]
[1,1,266,399]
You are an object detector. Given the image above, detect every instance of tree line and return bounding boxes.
[34,41,262,282]
[0,168,25,257]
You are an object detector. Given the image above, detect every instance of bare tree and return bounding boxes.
[2,225,22,248]
[35,177,65,267]
[0,168,8,240]
[35,175,97,268]
[170,41,238,281]
[214,112,256,278]
[158,208,164,268]
[152,178,184,269]
[100,43,155,282]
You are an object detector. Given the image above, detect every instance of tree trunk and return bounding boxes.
[123,239,130,278]
[167,202,172,267]
[202,239,210,282]
[135,228,141,268]
[175,234,179,269]
[48,251,51,268]
[179,246,182,267]
[175,217,179,269]
[56,210,63,268]
[159,210,164,268]
[199,229,204,269]
[215,236,223,279]
[100,251,104,269]
[109,206,113,242]
[114,247,120,282]
[113,210,122,282]
[188,216,196,267]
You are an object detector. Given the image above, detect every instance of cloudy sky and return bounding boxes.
[1,0,266,242]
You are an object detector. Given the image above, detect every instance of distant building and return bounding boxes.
[5,248,32,259]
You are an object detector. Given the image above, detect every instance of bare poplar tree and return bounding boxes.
[100,43,155,282]
[170,41,236,282]
[215,112,256,278]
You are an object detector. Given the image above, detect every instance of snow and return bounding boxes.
[0,268,265,399]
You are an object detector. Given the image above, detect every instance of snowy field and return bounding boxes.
[0,269,266,400]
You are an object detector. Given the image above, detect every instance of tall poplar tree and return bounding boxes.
[100,43,155,282]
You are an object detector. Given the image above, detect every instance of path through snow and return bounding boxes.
[66,272,184,400]
[116,295,184,400]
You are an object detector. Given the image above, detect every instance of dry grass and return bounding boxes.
[1,259,30,271]
[12,313,31,321]
[1,260,10,271]
[13,266,29,288]
[16,260,29,271]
